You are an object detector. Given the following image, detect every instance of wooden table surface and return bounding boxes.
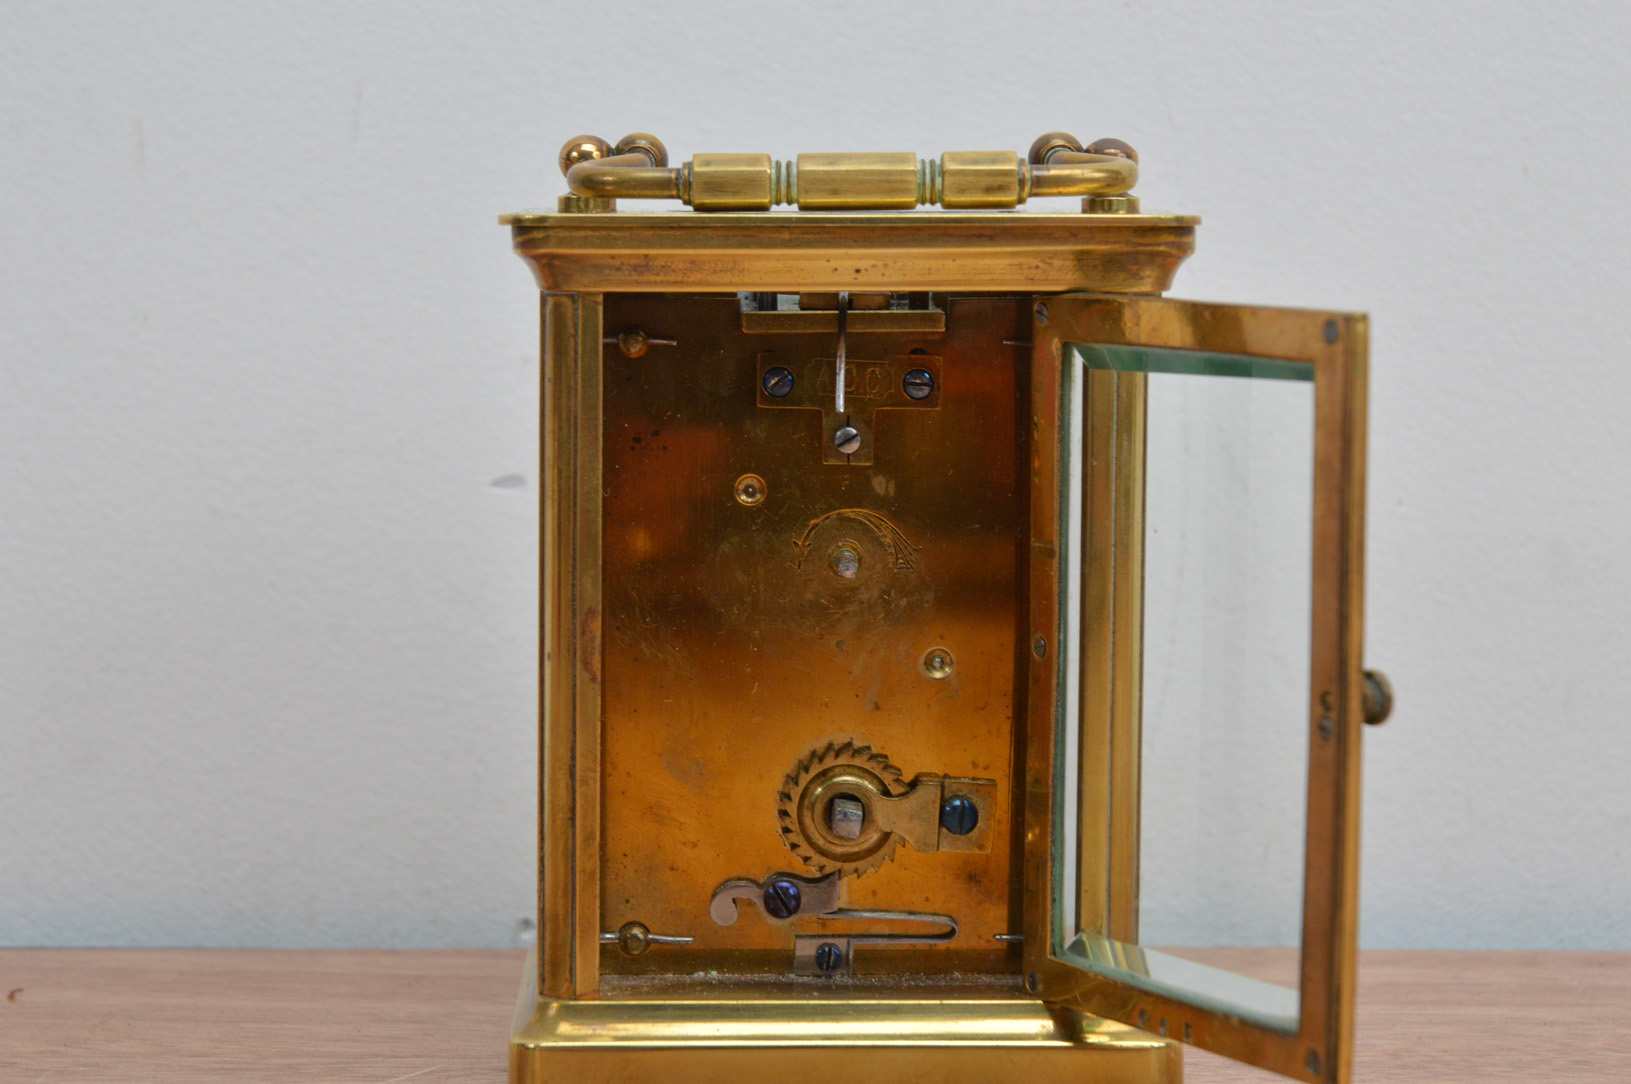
[2,949,1627,1082]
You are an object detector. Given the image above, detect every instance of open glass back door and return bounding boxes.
[1023,295,1368,1084]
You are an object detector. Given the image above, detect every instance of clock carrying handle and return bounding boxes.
[555,131,1139,212]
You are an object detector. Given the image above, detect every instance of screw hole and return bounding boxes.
[922,647,955,679]
[734,473,767,507]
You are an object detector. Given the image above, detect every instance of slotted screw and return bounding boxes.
[902,368,934,399]
[762,878,802,919]
[762,366,795,398]
[940,795,979,836]
[834,426,861,454]
[814,942,845,973]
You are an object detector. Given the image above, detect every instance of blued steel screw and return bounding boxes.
[834,426,862,454]
[762,366,795,398]
[902,368,934,400]
[762,878,802,919]
[814,942,845,973]
[940,795,979,836]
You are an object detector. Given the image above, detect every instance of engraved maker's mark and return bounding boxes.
[793,510,920,573]
[812,360,893,400]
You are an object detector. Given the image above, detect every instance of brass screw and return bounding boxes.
[922,648,954,680]
[734,473,767,507]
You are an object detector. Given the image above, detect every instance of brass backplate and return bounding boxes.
[597,294,1032,979]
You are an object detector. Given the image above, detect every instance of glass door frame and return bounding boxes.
[1021,293,1370,1084]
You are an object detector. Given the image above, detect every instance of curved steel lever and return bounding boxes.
[709,871,843,926]
[818,908,958,947]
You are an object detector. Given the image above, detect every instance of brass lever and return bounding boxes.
[557,131,1138,212]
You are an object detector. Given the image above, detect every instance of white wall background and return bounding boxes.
[3,1,1628,951]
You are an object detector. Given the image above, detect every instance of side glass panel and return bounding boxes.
[1056,343,1313,1031]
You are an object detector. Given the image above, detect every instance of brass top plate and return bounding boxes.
[503,211,1199,294]
[500,211,1197,225]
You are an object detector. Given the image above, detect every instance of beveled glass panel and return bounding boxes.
[1057,342,1314,1032]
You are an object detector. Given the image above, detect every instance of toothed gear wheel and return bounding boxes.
[776,740,908,877]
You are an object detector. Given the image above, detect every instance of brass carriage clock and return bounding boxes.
[500,131,1392,1084]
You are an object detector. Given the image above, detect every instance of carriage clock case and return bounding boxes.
[499,131,1393,1084]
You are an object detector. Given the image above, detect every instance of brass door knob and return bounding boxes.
[1362,670,1394,725]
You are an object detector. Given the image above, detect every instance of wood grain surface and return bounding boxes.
[1,949,1626,1082]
